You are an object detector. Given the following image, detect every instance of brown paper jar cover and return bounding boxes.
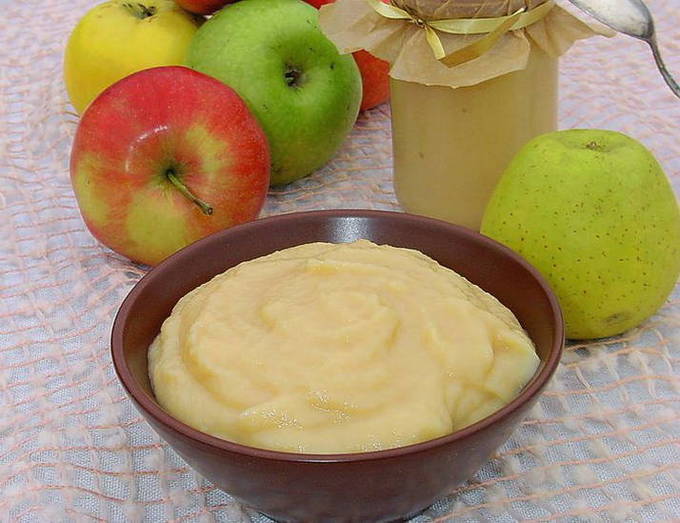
[319,0,613,88]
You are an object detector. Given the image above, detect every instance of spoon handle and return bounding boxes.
[648,36,680,99]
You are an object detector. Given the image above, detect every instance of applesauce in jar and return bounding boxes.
[318,0,608,230]
[391,46,558,230]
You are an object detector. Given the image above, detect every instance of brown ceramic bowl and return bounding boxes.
[111,210,563,522]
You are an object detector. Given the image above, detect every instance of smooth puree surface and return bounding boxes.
[148,240,539,454]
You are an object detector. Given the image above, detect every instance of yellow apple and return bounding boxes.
[64,0,201,114]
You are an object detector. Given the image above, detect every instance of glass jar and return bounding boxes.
[391,45,558,230]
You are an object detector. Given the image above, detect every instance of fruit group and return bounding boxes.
[175,0,234,15]
[187,0,362,185]
[70,66,270,266]
[64,0,201,114]
[481,129,680,339]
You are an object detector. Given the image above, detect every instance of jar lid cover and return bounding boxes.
[319,0,613,88]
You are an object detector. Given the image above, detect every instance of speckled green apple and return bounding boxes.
[186,0,361,185]
[481,129,680,339]
[70,66,270,266]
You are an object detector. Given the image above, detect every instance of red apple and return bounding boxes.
[175,0,234,15]
[353,49,391,111]
[304,0,330,7]
[308,0,390,111]
[70,66,270,266]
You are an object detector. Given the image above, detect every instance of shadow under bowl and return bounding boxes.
[111,210,564,522]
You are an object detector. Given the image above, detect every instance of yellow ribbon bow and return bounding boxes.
[366,0,555,67]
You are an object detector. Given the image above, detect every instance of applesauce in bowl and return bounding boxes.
[111,210,564,522]
[148,239,540,454]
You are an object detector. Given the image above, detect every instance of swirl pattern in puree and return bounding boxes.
[148,240,539,453]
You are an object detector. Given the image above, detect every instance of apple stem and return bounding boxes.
[123,3,157,19]
[166,172,214,216]
[585,141,605,152]
[284,66,303,88]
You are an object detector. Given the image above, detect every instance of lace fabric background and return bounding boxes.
[1,0,678,520]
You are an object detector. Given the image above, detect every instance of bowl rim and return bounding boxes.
[111,209,564,463]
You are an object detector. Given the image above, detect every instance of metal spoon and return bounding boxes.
[566,0,680,99]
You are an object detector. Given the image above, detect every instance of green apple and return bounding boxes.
[481,129,680,339]
[186,0,362,185]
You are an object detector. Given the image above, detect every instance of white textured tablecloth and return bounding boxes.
[1,0,679,520]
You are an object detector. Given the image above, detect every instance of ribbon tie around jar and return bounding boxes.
[366,0,555,67]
